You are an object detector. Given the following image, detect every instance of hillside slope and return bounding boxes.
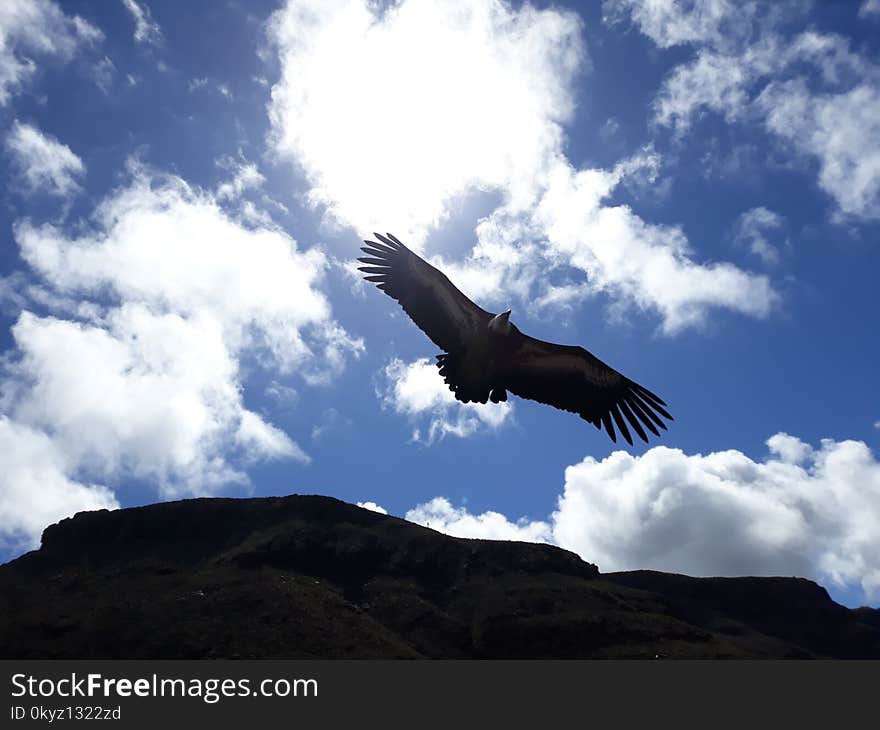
[1,495,877,658]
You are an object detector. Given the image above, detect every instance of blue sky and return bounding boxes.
[0,0,878,608]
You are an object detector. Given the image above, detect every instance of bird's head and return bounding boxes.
[488,309,512,335]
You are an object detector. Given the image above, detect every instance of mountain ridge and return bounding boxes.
[2,494,878,659]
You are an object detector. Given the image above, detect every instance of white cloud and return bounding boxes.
[556,435,880,599]
[404,432,880,602]
[379,357,513,443]
[652,48,751,131]
[213,156,290,230]
[0,162,363,546]
[649,29,869,134]
[5,120,84,198]
[608,1,880,220]
[0,0,102,105]
[7,308,268,493]
[733,206,785,265]
[236,410,309,464]
[469,154,778,333]
[267,0,582,244]
[406,497,551,542]
[0,416,119,552]
[122,0,161,46]
[14,163,363,372]
[765,432,812,465]
[860,0,880,19]
[267,0,776,333]
[215,159,265,202]
[357,501,388,515]
[603,0,768,50]
[757,82,880,221]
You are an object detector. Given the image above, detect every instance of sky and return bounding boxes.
[0,0,878,609]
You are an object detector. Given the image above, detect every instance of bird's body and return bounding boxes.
[359,233,672,445]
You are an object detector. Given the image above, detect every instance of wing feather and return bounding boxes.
[622,395,660,435]
[502,332,672,444]
[358,232,491,352]
[601,411,617,443]
[629,385,670,418]
[610,404,632,446]
[360,246,392,258]
[618,399,648,443]
[629,391,668,430]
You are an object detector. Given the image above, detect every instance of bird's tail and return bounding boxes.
[435,353,490,404]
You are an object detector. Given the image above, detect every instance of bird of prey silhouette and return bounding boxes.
[358,233,672,445]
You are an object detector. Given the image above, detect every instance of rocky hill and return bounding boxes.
[1,494,878,658]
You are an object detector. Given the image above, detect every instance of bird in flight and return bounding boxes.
[358,233,672,445]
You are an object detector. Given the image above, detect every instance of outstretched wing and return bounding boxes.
[502,330,672,445]
[358,232,492,352]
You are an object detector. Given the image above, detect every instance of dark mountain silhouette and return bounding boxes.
[1,494,878,659]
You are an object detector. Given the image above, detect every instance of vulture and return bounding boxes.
[358,233,672,445]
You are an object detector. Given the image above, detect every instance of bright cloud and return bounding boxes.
[603,0,760,50]
[357,501,388,515]
[122,0,162,47]
[7,308,281,493]
[757,81,880,221]
[0,416,119,553]
[0,0,102,105]
[14,163,362,371]
[404,432,880,602]
[215,159,265,202]
[555,434,880,600]
[466,153,778,333]
[406,497,551,542]
[267,0,776,334]
[607,0,880,220]
[379,357,513,443]
[5,120,85,198]
[267,0,581,243]
[0,162,362,547]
